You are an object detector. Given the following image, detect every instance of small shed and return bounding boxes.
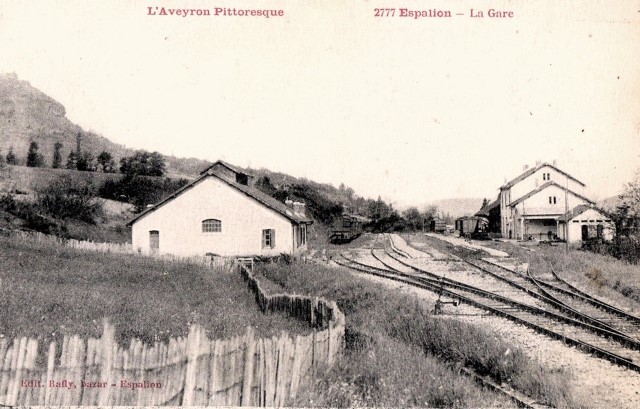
[557,205,615,243]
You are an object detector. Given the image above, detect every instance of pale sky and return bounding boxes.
[1,0,639,207]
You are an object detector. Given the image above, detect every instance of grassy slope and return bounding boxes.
[0,236,309,351]
[257,256,575,408]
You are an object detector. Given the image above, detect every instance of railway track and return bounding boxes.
[333,256,541,409]
[476,258,640,343]
[336,237,640,375]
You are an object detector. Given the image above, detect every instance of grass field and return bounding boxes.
[0,235,309,350]
[257,260,576,408]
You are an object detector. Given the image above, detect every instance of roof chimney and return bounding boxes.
[535,160,542,167]
[552,159,557,167]
[523,164,529,172]
[292,201,306,215]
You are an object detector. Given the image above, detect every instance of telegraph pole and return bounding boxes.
[565,174,569,253]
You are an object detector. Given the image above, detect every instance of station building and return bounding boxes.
[477,161,614,243]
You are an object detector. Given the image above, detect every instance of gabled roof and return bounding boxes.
[559,204,612,222]
[501,162,585,190]
[509,181,595,207]
[199,160,254,177]
[476,197,500,217]
[127,170,312,226]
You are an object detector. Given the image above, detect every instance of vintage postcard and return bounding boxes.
[1,0,639,407]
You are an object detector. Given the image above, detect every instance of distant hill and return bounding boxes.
[0,73,208,177]
[422,198,485,219]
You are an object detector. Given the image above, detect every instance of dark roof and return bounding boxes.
[199,160,254,177]
[127,171,312,226]
[509,181,595,207]
[342,213,371,223]
[476,197,500,216]
[559,204,611,221]
[501,162,585,190]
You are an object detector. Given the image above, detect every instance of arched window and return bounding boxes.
[202,219,222,233]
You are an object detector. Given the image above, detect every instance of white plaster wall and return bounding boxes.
[516,185,589,216]
[562,208,615,243]
[510,166,585,201]
[131,177,297,257]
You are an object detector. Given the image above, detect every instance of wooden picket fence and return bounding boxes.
[10,231,235,269]
[13,230,133,254]
[0,264,345,406]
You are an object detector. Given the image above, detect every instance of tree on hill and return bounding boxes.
[423,205,439,220]
[52,142,63,168]
[66,151,77,169]
[6,147,17,165]
[76,151,95,172]
[254,175,277,196]
[480,198,490,211]
[614,169,640,236]
[97,151,116,173]
[119,151,166,177]
[402,207,424,231]
[26,141,44,167]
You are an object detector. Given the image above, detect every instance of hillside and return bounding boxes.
[0,73,208,177]
[0,73,406,239]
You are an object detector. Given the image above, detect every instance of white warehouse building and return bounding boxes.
[128,160,312,257]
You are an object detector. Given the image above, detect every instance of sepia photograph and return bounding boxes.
[1,0,639,407]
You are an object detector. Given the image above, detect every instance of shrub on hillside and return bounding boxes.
[582,236,640,265]
[36,176,103,224]
[0,192,64,235]
[98,175,189,212]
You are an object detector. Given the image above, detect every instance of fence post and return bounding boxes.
[182,325,201,406]
[98,321,114,406]
[241,327,255,406]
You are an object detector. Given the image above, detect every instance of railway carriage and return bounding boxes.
[329,213,368,243]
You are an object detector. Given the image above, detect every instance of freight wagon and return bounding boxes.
[455,216,489,240]
[429,218,447,233]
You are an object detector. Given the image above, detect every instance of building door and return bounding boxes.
[581,225,589,241]
[149,230,159,254]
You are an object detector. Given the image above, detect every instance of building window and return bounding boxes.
[202,219,222,233]
[297,224,307,247]
[262,229,275,249]
[549,196,557,204]
[543,173,546,181]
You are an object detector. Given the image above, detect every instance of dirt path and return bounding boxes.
[424,233,510,257]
